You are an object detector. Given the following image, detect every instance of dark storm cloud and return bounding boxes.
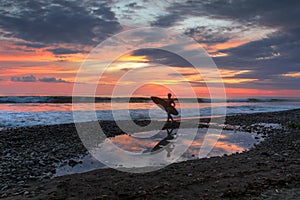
[14,42,48,49]
[185,1,300,69]
[163,0,300,30]
[125,2,145,9]
[214,28,300,76]
[200,0,300,29]
[0,0,121,45]
[132,48,193,68]
[151,0,300,90]
[172,0,300,70]
[92,5,117,20]
[39,77,68,83]
[11,75,37,82]
[48,48,85,55]
[151,14,183,28]
[169,72,199,77]
[1,45,35,53]
[10,75,69,83]
[185,26,231,45]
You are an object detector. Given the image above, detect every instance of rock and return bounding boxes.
[260,152,271,156]
[39,160,46,166]
[68,159,79,167]
[17,181,25,185]
[1,184,9,191]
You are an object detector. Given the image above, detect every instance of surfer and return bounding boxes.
[150,94,178,123]
[166,93,176,123]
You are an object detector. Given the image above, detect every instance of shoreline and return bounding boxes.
[1,109,300,199]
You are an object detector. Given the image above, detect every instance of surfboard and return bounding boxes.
[151,96,179,115]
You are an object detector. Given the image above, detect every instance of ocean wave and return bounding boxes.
[227,98,290,103]
[1,103,300,129]
[0,96,296,104]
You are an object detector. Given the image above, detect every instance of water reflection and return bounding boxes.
[110,128,262,160]
[55,128,263,176]
[150,128,176,157]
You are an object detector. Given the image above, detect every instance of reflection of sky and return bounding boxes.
[55,127,263,176]
[110,128,262,159]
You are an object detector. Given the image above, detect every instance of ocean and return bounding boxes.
[1,96,300,129]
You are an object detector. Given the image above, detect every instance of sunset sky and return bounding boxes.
[0,0,299,98]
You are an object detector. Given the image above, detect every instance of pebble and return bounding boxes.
[1,184,9,191]
[1,193,8,198]
[39,161,46,166]
[68,159,79,167]
[260,152,271,156]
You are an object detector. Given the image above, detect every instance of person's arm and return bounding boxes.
[171,100,176,107]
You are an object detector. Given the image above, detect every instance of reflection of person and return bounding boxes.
[164,128,175,157]
[151,128,175,157]
[166,93,176,123]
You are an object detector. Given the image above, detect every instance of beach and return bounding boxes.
[1,109,300,199]
[1,0,300,199]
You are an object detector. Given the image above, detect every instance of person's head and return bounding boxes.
[168,93,172,98]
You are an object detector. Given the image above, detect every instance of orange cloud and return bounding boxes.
[214,141,244,152]
[0,42,87,62]
[118,54,148,62]
[282,72,300,77]
[184,39,249,56]
[211,40,249,51]
[220,69,252,77]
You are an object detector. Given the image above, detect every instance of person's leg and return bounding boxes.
[167,113,171,122]
[170,114,174,122]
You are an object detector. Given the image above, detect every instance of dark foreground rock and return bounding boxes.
[1,109,300,199]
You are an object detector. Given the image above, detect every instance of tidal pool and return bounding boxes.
[55,128,263,176]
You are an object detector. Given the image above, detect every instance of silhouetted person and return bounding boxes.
[166,93,176,123]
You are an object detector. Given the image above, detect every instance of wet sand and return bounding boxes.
[1,109,300,199]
